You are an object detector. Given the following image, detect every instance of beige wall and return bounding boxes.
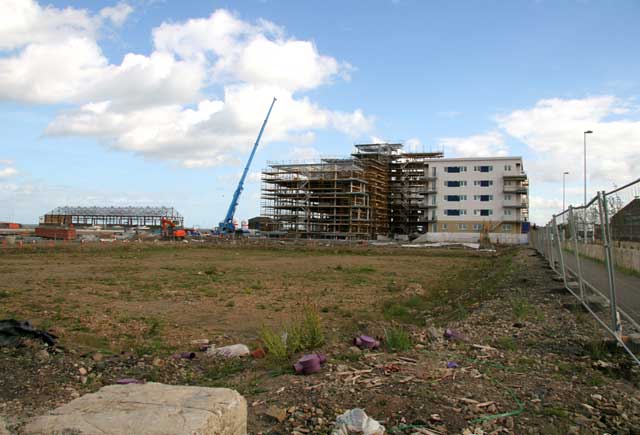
[433,220,521,234]
[562,240,640,273]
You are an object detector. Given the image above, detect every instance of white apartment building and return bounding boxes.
[423,156,529,234]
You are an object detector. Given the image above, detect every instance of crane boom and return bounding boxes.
[219,97,277,233]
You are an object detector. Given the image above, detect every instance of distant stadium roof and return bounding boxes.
[47,206,182,217]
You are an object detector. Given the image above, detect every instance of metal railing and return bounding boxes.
[530,177,640,365]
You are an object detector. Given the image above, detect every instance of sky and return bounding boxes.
[1,0,639,227]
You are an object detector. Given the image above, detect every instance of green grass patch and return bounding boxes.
[384,326,412,352]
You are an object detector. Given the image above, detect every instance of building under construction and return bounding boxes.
[40,206,184,229]
[261,143,529,240]
[261,143,445,239]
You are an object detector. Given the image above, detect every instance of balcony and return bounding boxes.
[503,201,528,208]
[503,185,528,194]
[503,172,527,181]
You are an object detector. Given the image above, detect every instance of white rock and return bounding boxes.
[24,382,247,435]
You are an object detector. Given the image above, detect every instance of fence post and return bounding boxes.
[548,224,556,271]
[552,215,567,286]
[597,191,621,337]
[568,206,585,301]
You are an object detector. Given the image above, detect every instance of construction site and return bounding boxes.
[261,143,443,240]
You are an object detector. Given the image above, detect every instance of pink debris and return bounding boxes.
[293,353,327,375]
[353,335,380,349]
[444,329,466,341]
[171,352,196,360]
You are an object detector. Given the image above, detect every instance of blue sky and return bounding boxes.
[1,0,639,226]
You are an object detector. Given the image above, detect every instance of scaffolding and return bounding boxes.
[40,206,184,228]
[261,143,444,239]
[389,152,442,235]
[261,159,370,239]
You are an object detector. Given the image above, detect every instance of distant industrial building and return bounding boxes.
[40,206,184,229]
[261,143,529,240]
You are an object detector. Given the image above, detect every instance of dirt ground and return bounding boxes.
[1,241,639,434]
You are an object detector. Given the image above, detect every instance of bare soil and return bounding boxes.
[1,242,639,434]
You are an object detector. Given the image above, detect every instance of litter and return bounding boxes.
[206,343,250,358]
[443,329,466,341]
[353,335,380,350]
[251,348,266,359]
[116,378,145,384]
[293,353,327,375]
[0,319,57,347]
[331,408,385,435]
[447,361,459,368]
[171,352,196,360]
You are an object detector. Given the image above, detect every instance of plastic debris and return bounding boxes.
[206,343,251,358]
[251,348,266,359]
[116,378,145,385]
[0,319,57,347]
[171,352,196,360]
[447,361,459,368]
[331,408,385,435]
[444,328,466,341]
[353,335,380,350]
[293,352,327,375]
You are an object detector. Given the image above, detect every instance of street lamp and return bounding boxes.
[583,130,593,243]
[563,171,569,223]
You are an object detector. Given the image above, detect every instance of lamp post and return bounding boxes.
[563,171,569,223]
[583,130,593,242]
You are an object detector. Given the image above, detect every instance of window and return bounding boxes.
[445,195,467,201]
[444,166,467,173]
[474,180,493,187]
[504,164,512,171]
[473,194,493,201]
[432,167,437,176]
[441,223,447,230]
[444,209,466,216]
[474,165,493,172]
[458,223,467,230]
[502,224,513,232]
[445,180,467,187]
[431,196,436,205]
[505,209,512,215]
[473,209,493,216]
[504,194,512,200]
[473,223,483,231]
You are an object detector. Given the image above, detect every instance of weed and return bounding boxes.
[259,305,325,363]
[495,336,517,351]
[511,297,533,321]
[384,326,412,352]
[0,290,10,299]
[144,318,162,338]
[583,341,609,360]
[225,300,235,308]
[259,327,289,364]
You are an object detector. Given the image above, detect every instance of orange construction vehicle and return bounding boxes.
[161,218,186,240]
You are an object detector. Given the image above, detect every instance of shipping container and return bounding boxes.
[35,227,77,240]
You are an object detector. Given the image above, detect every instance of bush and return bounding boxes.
[384,326,412,352]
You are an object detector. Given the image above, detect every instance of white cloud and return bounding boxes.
[100,2,133,27]
[529,196,563,225]
[0,4,373,167]
[0,167,18,178]
[496,96,640,185]
[439,131,508,157]
[0,0,97,50]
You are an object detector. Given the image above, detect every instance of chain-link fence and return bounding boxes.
[530,177,640,365]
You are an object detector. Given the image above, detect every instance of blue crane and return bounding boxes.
[218,97,277,234]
